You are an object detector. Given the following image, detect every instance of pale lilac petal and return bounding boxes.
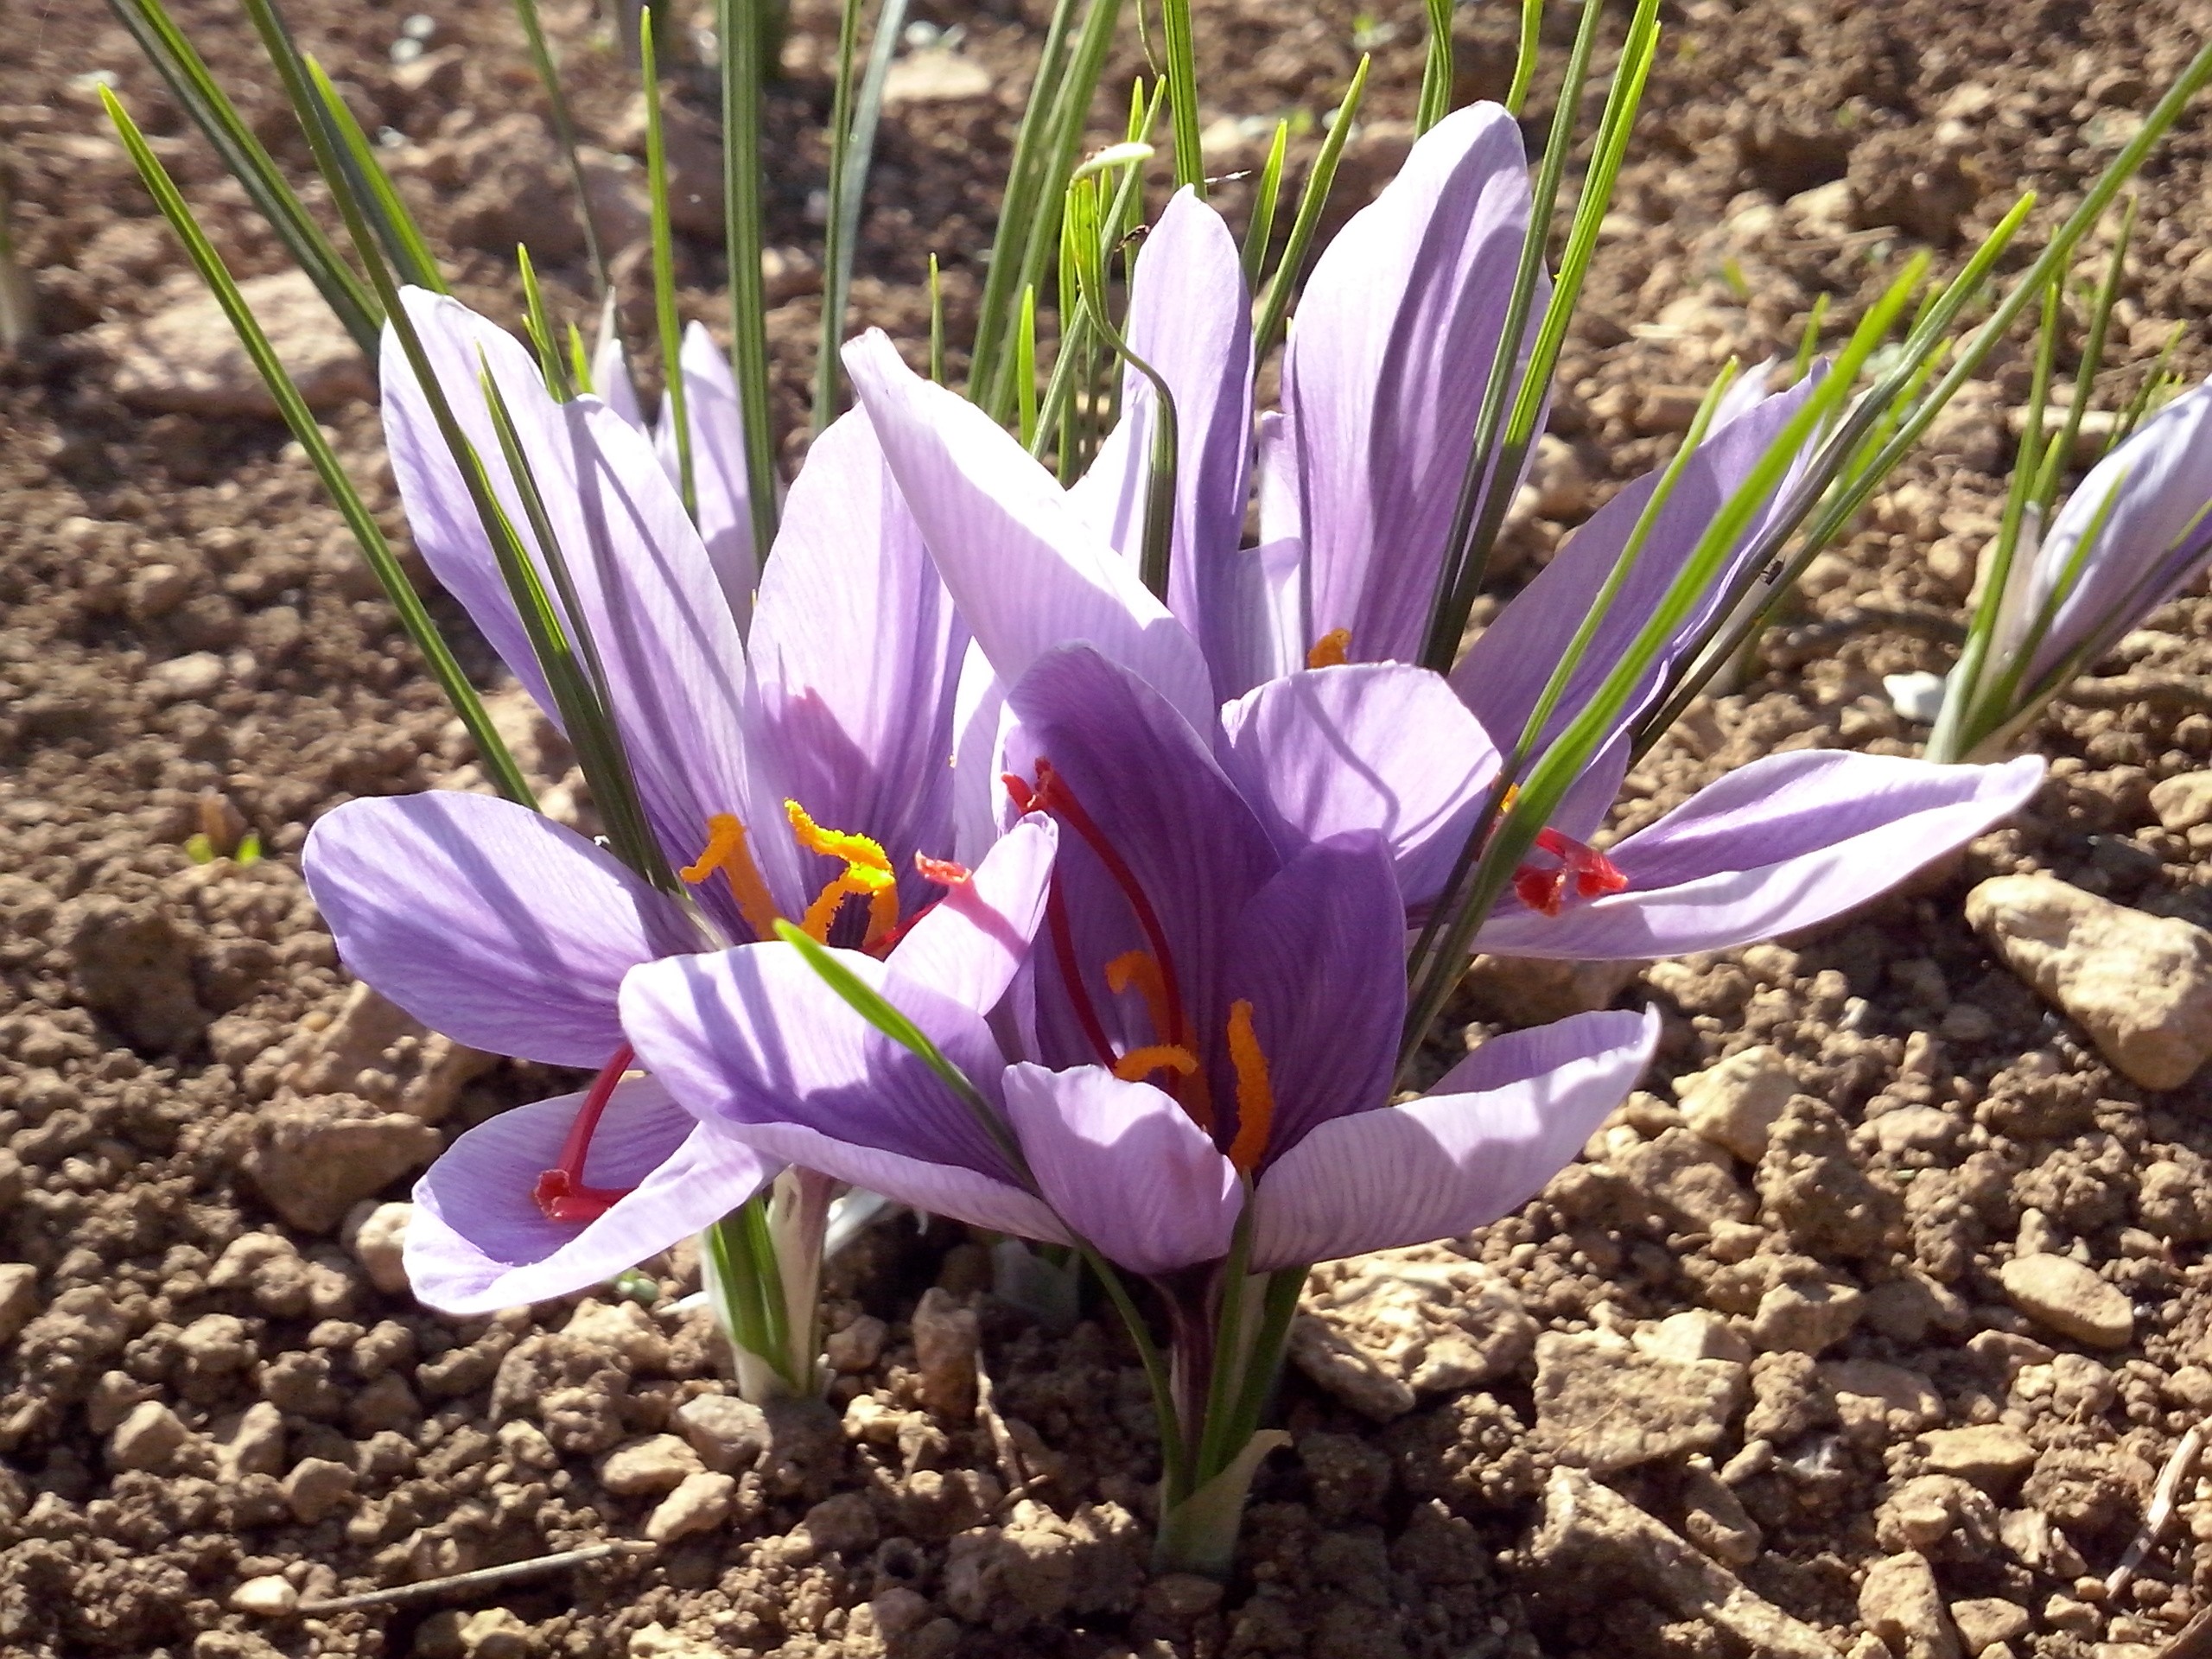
[620,943,1021,1181]
[593,330,645,429]
[405,1077,776,1313]
[1208,537,1306,702]
[715,1118,1070,1245]
[2028,378,2212,683]
[1255,411,1300,546]
[304,791,694,1067]
[1219,664,1503,907]
[1070,191,1255,701]
[1475,751,2046,959]
[657,321,757,632]
[1215,833,1404,1164]
[950,640,1011,866]
[1249,1008,1657,1268]
[886,817,1057,1014]
[1288,105,1541,666]
[747,408,966,912]
[1452,371,1821,755]
[1001,1065,1241,1275]
[378,291,757,921]
[1001,646,1279,1068]
[843,330,1217,733]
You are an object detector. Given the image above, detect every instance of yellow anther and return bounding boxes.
[1105,950,1174,1045]
[785,801,899,945]
[1224,999,1275,1172]
[1306,628,1351,670]
[681,814,782,940]
[1111,1044,1198,1084]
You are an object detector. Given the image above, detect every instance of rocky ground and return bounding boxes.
[4,0,2212,1656]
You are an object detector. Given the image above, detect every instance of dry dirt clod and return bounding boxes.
[1531,1329,1749,1475]
[1290,1246,1536,1421]
[2149,772,2212,832]
[881,48,995,106]
[245,1100,442,1233]
[1529,1466,1843,1659]
[1859,1551,1962,1659]
[912,1287,981,1419]
[0,1261,41,1345]
[1751,1278,1865,1355]
[598,1433,703,1497]
[1675,1044,1798,1161]
[673,1393,767,1475]
[343,1199,413,1294]
[1919,1424,2037,1497]
[96,269,370,417]
[106,1397,192,1471]
[1999,1253,2136,1350]
[1948,1597,2031,1654]
[645,1469,736,1544]
[1967,873,2212,1090]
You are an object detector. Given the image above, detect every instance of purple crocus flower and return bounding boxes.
[620,643,1659,1281]
[301,289,985,1312]
[2015,377,2212,690]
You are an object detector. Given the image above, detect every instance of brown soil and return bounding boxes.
[4,1,2212,1656]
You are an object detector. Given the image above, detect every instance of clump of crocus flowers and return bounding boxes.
[284,108,2060,1573]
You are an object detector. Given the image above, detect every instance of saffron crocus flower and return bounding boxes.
[1933,378,2212,761]
[301,289,979,1313]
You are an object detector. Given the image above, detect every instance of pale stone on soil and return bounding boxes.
[1823,1358,1943,1432]
[108,1399,191,1471]
[1532,1330,1748,1475]
[229,1575,298,1617]
[344,1201,413,1295]
[675,1393,768,1474]
[1291,1247,1537,1421]
[1998,1254,2134,1349]
[282,1454,356,1523]
[1859,1552,1961,1659]
[1910,1433,2025,1495]
[1530,1466,1842,1659]
[1676,1046,1797,1160]
[1751,1279,1864,1354]
[1967,874,2212,1089]
[629,1625,724,1659]
[1635,1309,1752,1366]
[145,652,228,704]
[599,1433,702,1497]
[458,1607,532,1659]
[1951,1598,2031,1655]
[99,270,370,417]
[2151,772,2212,832]
[881,49,994,106]
[645,1470,736,1543]
[0,1262,40,1346]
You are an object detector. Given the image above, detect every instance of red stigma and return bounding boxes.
[533,1044,638,1223]
[1513,827,1628,918]
[1020,760,1193,1053]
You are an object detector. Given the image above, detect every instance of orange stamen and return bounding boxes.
[1224,1000,1275,1172]
[681,814,782,939]
[1306,628,1352,670]
[1105,950,1174,1044]
[785,801,900,945]
[1111,1044,1198,1084]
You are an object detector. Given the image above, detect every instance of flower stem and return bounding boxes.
[699,1171,830,1402]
